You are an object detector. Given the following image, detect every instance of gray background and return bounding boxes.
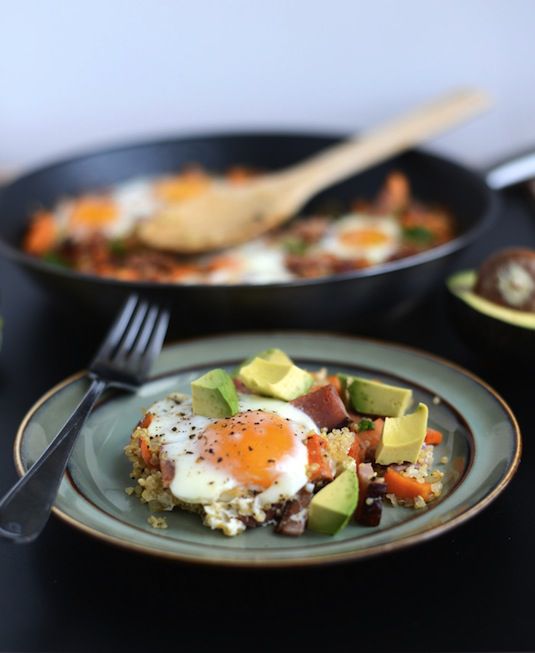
[1,0,533,170]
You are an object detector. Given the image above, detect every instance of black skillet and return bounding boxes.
[0,132,498,333]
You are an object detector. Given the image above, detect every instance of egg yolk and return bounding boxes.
[70,196,118,227]
[199,410,297,490]
[154,169,209,202]
[339,228,390,247]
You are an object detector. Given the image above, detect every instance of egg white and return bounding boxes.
[204,240,293,285]
[106,179,158,238]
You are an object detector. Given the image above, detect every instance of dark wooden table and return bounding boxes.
[0,189,533,653]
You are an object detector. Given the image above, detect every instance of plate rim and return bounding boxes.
[13,331,522,567]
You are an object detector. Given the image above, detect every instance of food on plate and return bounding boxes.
[125,349,448,537]
[447,249,535,365]
[23,168,454,284]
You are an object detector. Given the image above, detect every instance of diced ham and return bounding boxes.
[275,488,313,536]
[160,458,175,488]
[291,384,349,430]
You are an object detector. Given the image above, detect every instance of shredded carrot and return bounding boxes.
[139,413,153,429]
[306,434,334,483]
[385,468,432,501]
[424,428,443,445]
[138,434,158,468]
[138,414,156,468]
[23,211,57,255]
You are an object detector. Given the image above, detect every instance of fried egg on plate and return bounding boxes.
[318,214,401,264]
[145,392,317,535]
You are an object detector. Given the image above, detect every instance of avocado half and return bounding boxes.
[447,270,535,365]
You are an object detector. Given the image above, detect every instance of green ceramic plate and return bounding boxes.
[15,333,520,567]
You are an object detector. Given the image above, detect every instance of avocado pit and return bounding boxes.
[474,248,535,312]
[447,249,535,366]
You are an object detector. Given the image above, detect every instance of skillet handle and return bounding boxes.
[485,148,535,190]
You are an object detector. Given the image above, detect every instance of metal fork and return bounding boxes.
[0,294,170,543]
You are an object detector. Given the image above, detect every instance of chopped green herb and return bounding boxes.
[109,239,127,256]
[282,238,308,255]
[403,226,434,245]
[358,418,375,432]
[42,251,69,267]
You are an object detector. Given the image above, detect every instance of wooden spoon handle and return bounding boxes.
[277,88,491,206]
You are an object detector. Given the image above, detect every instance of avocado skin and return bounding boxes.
[447,272,535,366]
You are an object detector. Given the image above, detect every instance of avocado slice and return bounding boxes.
[375,402,428,465]
[238,357,313,401]
[447,270,535,365]
[308,469,359,535]
[234,348,293,376]
[191,369,239,418]
[347,376,412,417]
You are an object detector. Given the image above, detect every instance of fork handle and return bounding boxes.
[0,377,108,543]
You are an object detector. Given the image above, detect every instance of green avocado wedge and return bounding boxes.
[447,270,535,365]
[308,469,359,535]
[191,369,239,418]
[238,357,313,401]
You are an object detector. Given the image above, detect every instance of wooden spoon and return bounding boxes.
[138,89,491,254]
